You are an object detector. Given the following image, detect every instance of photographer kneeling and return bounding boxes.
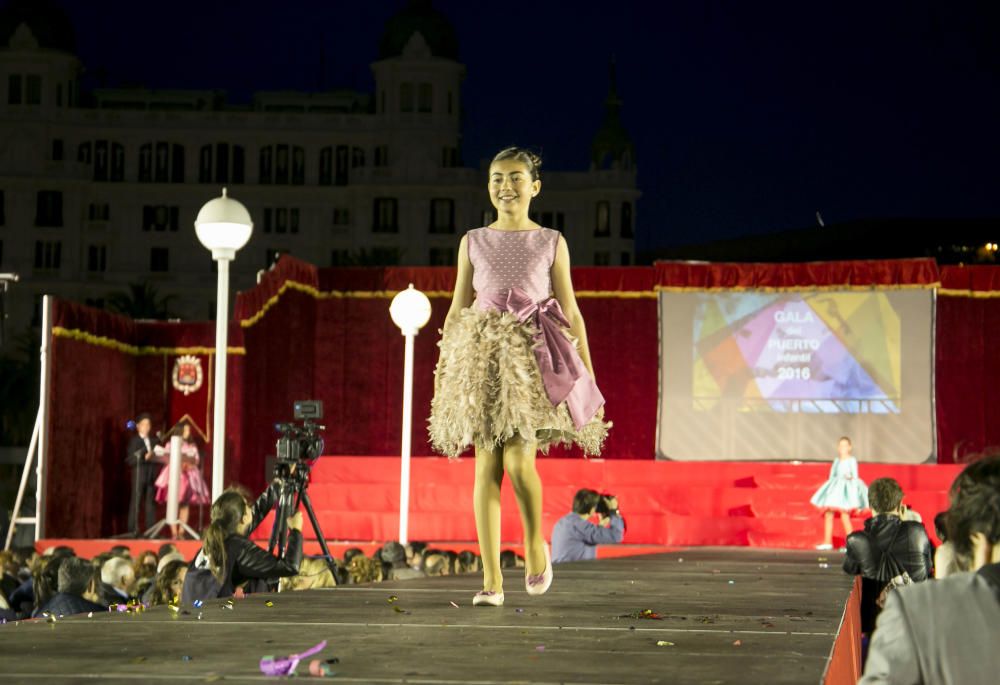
[182,479,303,604]
[552,489,625,563]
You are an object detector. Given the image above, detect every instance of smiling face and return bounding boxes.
[488,159,540,216]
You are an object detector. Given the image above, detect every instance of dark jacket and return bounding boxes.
[183,480,303,601]
[126,433,160,484]
[843,514,934,632]
[860,563,1000,684]
[35,592,106,618]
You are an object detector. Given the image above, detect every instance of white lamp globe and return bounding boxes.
[390,284,432,335]
[195,187,254,260]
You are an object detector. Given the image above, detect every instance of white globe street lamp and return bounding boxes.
[195,188,253,503]
[389,284,432,544]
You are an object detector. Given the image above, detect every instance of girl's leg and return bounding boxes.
[179,505,190,538]
[823,510,834,546]
[840,512,853,538]
[503,435,545,576]
[474,443,505,592]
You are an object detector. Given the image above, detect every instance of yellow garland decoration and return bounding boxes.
[52,327,245,356]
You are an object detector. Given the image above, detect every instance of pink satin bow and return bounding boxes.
[477,287,604,430]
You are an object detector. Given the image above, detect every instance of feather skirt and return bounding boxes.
[428,306,611,459]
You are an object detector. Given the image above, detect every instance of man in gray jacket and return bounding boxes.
[860,455,1000,684]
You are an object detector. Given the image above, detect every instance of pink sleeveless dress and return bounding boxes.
[428,227,611,458]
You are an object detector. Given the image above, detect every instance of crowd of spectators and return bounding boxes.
[0,539,516,622]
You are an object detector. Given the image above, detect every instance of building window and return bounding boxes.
[35,191,63,227]
[352,147,365,168]
[90,140,125,182]
[259,144,304,185]
[418,83,432,113]
[595,201,610,237]
[200,143,244,184]
[8,74,21,104]
[319,147,332,185]
[150,247,169,272]
[87,244,107,272]
[370,247,401,265]
[594,251,611,266]
[430,198,455,234]
[332,208,350,226]
[88,203,110,221]
[429,247,455,265]
[142,205,180,232]
[330,249,350,266]
[52,139,64,161]
[78,142,91,164]
[373,198,398,233]
[262,207,300,234]
[335,145,348,186]
[139,142,185,183]
[373,145,389,168]
[26,75,41,105]
[621,252,631,265]
[441,146,459,168]
[33,240,62,270]
[400,83,414,112]
[481,209,495,226]
[620,201,633,238]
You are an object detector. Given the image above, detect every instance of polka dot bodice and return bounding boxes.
[467,227,560,304]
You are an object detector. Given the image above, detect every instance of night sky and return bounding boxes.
[57,0,1000,253]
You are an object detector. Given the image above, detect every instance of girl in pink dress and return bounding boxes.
[429,147,611,607]
[154,421,211,538]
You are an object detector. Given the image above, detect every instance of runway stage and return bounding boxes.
[0,548,859,685]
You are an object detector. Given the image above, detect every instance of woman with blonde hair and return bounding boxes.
[429,146,611,606]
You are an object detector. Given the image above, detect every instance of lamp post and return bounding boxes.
[389,284,432,545]
[195,188,253,503]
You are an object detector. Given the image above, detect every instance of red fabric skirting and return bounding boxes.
[655,258,940,289]
[824,576,863,685]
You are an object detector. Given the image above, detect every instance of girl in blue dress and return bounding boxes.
[810,436,869,550]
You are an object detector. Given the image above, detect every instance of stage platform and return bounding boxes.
[248,457,959,550]
[0,548,860,685]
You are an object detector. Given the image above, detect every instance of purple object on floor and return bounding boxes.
[259,640,328,677]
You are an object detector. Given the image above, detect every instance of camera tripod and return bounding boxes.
[266,460,339,580]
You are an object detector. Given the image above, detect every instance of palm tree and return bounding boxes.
[106,282,177,320]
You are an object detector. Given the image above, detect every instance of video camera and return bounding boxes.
[595,493,616,517]
[274,400,325,465]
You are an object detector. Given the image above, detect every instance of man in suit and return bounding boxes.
[126,412,159,535]
[860,456,1000,684]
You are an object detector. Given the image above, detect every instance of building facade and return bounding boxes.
[0,1,639,340]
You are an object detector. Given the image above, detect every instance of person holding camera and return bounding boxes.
[551,489,624,564]
[182,478,303,604]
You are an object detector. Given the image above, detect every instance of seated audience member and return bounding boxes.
[182,484,302,604]
[860,456,1000,684]
[37,557,105,617]
[405,541,427,569]
[457,550,483,574]
[0,550,20,605]
[499,549,525,569]
[342,547,364,567]
[109,545,132,560]
[100,557,137,605]
[347,555,383,584]
[280,557,338,591]
[552,489,625,564]
[381,542,425,581]
[133,552,159,600]
[31,554,74,617]
[422,549,456,576]
[843,477,934,633]
[158,543,179,559]
[149,560,188,606]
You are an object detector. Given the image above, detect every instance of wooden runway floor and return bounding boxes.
[0,547,853,684]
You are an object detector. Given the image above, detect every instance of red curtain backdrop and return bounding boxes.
[45,300,244,537]
[935,265,1000,462]
[42,258,1000,536]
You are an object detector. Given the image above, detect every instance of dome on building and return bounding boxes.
[379,0,458,61]
[0,0,76,53]
[592,58,635,171]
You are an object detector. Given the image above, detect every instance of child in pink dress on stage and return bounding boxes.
[429,147,611,607]
[810,436,869,550]
[154,421,211,538]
